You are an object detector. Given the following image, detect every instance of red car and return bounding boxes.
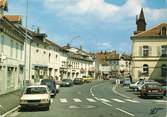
[161,85,167,96]
[140,82,164,99]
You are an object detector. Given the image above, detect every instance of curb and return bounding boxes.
[2,106,20,117]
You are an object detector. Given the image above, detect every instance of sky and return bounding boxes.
[6,0,167,53]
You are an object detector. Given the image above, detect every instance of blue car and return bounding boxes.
[123,78,131,86]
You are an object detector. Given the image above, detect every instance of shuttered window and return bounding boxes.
[161,45,167,57]
[161,64,167,77]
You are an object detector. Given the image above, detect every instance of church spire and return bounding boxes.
[134,8,147,35]
[138,8,146,23]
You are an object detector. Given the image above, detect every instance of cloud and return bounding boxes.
[96,42,112,51]
[43,0,166,24]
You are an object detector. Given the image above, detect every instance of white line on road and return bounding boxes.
[73,98,82,102]
[86,98,97,102]
[116,108,135,116]
[60,98,68,103]
[51,99,53,103]
[153,100,167,103]
[112,85,130,99]
[112,99,125,103]
[125,99,140,103]
[100,98,111,103]
[102,102,112,107]
[94,97,100,100]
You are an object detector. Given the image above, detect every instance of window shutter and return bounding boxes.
[157,46,160,56]
[149,46,152,56]
[139,46,142,56]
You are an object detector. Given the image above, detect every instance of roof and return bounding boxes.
[27,85,48,88]
[132,23,167,38]
[4,15,22,24]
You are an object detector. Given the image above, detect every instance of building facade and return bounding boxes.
[0,16,25,94]
[131,9,167,81]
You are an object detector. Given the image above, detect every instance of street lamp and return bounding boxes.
[68,35,80,46]
[23,0,29,88]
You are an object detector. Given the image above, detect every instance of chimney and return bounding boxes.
[80,45,82,50]
[37,27,40,34]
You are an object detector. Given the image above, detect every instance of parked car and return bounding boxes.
[20,85,51,110]
[60,79,73,87]
[129,80,144,91]
[161,85,167,96]
[123,78,131,86]
[82,76,93,83]
[140,82,164,99]
[73,78,84,85]
[40,79,57,97]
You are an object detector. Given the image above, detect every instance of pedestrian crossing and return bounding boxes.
[58,98,140,104]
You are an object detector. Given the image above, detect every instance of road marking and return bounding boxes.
[86,98,96,102]
[94,97,100,100]
[69,105,96,109]
[153,100,167,103]
[60,98,68,103]
[100,98,111,102]
[73,98,82,102]
[112,85,130,99]
[112,99,125,103]
[116,108,135,116]
[125,99,140,103]
[51,99,53,103]
[102,102,112,107]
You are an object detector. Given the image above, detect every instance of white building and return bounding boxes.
[62,44,95,80]
[0,15,25,94]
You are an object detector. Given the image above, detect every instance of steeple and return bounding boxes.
[139,8,146,21]
[134,8,146,35]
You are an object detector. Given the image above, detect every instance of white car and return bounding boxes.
[129,81,144,91]
[20,85,51,110]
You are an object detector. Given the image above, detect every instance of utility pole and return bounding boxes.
[23,0,29,88]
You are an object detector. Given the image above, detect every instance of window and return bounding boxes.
[161,27,166,36]
[16,43,18,58]
[49,53,51,62]
[143,46,149,57]
[161,45,167,57]
[143,64,149,76]
[20,45,23,60]
[161,64,167,77]
[10,40,13,57]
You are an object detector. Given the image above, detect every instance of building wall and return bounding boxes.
[0,31,24,95]
[132,38,167,81]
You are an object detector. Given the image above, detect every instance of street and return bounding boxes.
[9,80,167,117]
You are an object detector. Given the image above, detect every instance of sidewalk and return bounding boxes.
[0,90,21,115]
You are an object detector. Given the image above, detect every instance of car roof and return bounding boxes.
[27,85,48,88]
[144,82,161,85]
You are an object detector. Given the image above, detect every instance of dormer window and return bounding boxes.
[161,26,166,36]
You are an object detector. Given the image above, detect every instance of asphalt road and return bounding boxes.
[9,80,167,117]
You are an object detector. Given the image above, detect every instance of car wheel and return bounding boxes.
[45,106,50,111]
[134,88,137,92]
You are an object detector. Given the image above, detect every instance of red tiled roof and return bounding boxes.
[4,15,22,23]
[133,22,167,37]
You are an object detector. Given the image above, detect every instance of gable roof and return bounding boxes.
[133,22,167,37]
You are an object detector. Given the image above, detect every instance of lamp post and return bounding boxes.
[68,35,80,45]
[23,0,29,88]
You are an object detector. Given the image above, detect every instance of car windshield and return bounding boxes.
[25,87,47,94]
[62,79,71,82]
[147,84,161,88]
[41,80,53,86]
